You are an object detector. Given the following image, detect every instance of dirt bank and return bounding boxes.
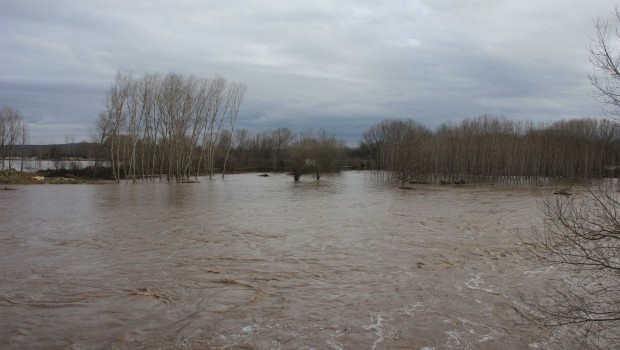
[0,169,104,185]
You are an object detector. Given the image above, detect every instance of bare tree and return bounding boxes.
[313,129,345,180]
[104,71,132,183]
[362,119,430,187]
[0,108,8,170]
[521,187,620,347]
[362,115,620,186]
[19,119,29,172]
[517,7,620,348]
[91,111,114,178]
[96,71,246,183]
[288,132,311,182]
[590,6,620,119]
[233,128,251,167]
[202,77,228,179]
[270,127,294,172]
[222,82,247,178]
[0,107,26,171]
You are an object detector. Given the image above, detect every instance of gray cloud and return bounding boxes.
[0,0,616,144]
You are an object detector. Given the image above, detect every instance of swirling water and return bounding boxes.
[0,172,578,349]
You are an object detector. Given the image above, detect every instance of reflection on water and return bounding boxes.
[0,172,578,349]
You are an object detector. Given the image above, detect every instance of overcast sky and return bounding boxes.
[1,0,619,145]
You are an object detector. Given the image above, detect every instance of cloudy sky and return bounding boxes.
[1,0,618,145]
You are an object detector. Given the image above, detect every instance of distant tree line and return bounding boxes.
[363,115,620,186]
[228,127,348,180]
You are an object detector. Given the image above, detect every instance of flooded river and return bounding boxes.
[0,172,580,349]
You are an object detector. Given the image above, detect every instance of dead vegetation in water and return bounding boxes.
[552,186,572,195]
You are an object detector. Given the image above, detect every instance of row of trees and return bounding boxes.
[94,123,347,182]
[93,108,620,186]
[93,72,347,182]
[95,71,246,183]
[220,127,347,180]
[0,106,29,171]
[363,115,620,186]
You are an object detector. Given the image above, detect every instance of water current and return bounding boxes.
[0,171,582,349]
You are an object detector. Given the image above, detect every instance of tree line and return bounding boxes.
[363,115,620,186]
[93,71,347,182]
[93,124,347,182]
[219,127,347,180]
[95,71,246,183]
[93,71,620,186]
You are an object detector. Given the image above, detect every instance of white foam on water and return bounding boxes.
[465,273,496,293]
[479,328,502,343]
[465,273,482,289]
[325,338,344,350]
[241,324,259,334]
[444,330,462,347]
[398,301,425,317]
[363,315,386,350]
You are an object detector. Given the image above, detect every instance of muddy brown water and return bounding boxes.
[0,172,582,349]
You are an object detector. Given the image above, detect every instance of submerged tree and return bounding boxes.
[222,82,247,178]
[96,71,246,183]
[0,106,28,171]
[312,129,345,180]
[362,119,431,186]
[270,127,294,172]
[361,115,620,186]
[285,129,346,182]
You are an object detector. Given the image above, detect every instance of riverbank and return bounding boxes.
[0,169,105,185]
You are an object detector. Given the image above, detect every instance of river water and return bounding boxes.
[0,172,581,349]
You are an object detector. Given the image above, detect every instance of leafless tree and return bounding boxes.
[233,128,251,167]
[362,116,620,186]
[270,127,294,172]
[104,71,132,183]
[222,82,247,178]
[521,186,620,347]
[91,111,114,178]
[19,119,29,172]
[288,131,312,182]
[516,7,620,347]
[201,77,227,179]
[313,129,345,180]
[0,106,26,171]
[0,110,5,169]
[95,71,246,183]
[362,119,431,187]
[590,6,620,119]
